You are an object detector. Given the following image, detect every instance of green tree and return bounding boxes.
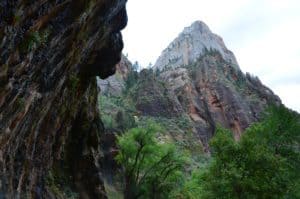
[199,105,300,199]
[116,121,187,199]
[115,110,136,132]
[171,169,204,199]
[254,105,300,198]
[123,61,140,92]
[132,61,140,71]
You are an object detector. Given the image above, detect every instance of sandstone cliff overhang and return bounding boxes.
[0,0,128,198]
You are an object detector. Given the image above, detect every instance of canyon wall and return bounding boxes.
[0,0,127,198]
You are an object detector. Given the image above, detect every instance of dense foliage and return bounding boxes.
[124,62,139,92]
[116,121,187,199]
[115,105,300,199]
[199,105,300,199]
[98,95,136,132]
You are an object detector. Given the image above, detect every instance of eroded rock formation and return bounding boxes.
[100,21,281,153]
[154,22,281,150]
[98,55,132,97]
[158,53,280,149]
[153,21,239,70]
[0,0,127,198]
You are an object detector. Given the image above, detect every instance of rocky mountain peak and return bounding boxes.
[183,20,211,34]
[153,20,239,70]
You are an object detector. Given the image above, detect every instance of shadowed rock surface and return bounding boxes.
[0,0,127,198]
[98,55,132,97]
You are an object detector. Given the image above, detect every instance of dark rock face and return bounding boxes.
[98,55,132,97]
[0,0,127,198]
[133,69,183,118]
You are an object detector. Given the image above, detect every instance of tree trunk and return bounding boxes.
[124,175,135,199]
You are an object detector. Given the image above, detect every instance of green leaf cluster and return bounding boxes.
[116,121,187,199]
[113,104,299,199]
[199,105,300,199]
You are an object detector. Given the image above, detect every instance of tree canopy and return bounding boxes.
[115,105,300,199]
[116,121,187,199]
[199,105,300,199]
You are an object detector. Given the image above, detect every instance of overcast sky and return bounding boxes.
[122,0,300,112]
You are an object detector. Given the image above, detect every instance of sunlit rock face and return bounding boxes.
[153,21,239,70]
[0,0,127,198]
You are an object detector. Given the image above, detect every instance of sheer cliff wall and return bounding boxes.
[0,0,127,198]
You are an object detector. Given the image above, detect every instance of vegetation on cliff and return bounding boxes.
[98,53,299,198]
[111,105,299,199]
[197,105,300,199]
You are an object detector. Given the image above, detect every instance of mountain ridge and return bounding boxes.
[153,21,239,71]
[99,20,281,150]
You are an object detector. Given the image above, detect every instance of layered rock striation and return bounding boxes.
[0,0,127,198]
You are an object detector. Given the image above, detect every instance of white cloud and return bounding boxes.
[274,84,300,112]
[122,0,300,112]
